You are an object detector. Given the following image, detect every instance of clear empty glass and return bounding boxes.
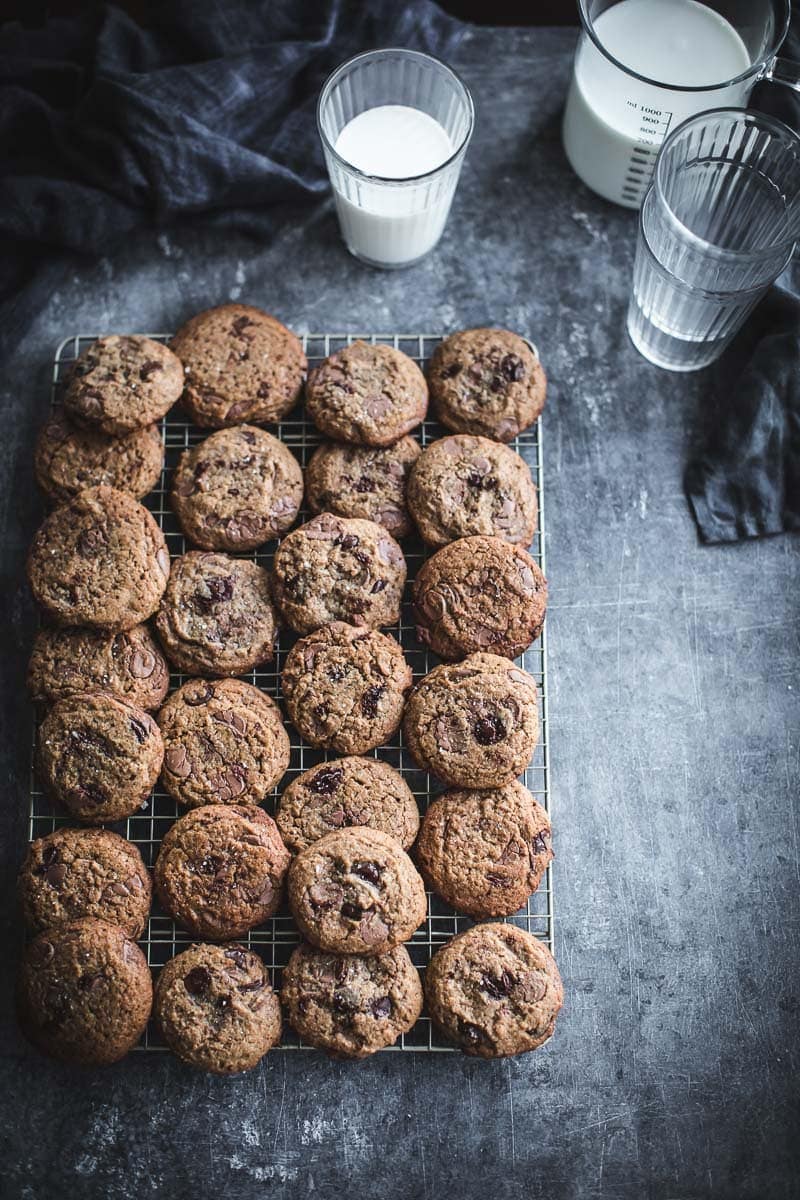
[627,108,800,371]
[317,48,474,269]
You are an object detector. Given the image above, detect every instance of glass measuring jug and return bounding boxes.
[562,0,800,209]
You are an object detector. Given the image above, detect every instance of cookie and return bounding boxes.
[28,486,170,631]
[428,328,546,442]
[158,678,290,809]
[276,757,419,853]
[171,425,303,552]
[402,653,539,788]
[407,435,538,547]
[424,923,563,1058]
[64,335,183,436]
[155,551,276,676]
[305,437,421,538]
[305,341,428,446]
[27,624,169,711]
[281,943,422,1058]
[170,304,306,427]
[34,409,164,504]
[287,827,426,956]
[37,690,163,823]
[414,535,547,660]
[415,781,552,918]
[154,943,281,1074]
[153,805,290,940]
[272,513,406,634]
[282,623,411,754]
[16,918,152,1064]
[18,827,152,937]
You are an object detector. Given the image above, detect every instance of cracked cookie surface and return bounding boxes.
[305,340,427,446]
[64,335,183,436]
[171,424,303,552]
[154,804,290,940]
[407,434,537,547]
[155,551,277,675]
[413,535,547,660]
[403,652,539,788]
[37,690,163,823]
[272,513,406,634]
[18,827,152,938]
[415,781,552,918]
[170,304,306,427]
[281,942,422,1058]
[281,622,412,754]
[305,437,421,539]
[35,409,164,504]
[17,917,152,1064]
[287,827,426,956]
[28,485,170,631]
[158,678,290,809]
[276,756,419,853]
[424,922,563,1058]
[428,328,545,442]
[154,942,281,1073]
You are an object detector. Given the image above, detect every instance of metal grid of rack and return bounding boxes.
[28,331,552,1053]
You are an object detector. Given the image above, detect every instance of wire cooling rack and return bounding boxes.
[28,332,552,1053]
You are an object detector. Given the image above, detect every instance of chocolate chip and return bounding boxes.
[486,871,511,887]
[217,993,232,1012]
[197,575,234,609]
[355,477,376,493]
[481,969,516,999]
[371,996,392,1019]
[77,526,106,557]
[459,1019,485,1045]
[501,354,526,382]
[232,315,255,336]
[40,844,59,870]
[359,910,389,944]
[224,947,249,970]
[130,649,156,679]
[185,682,214,706]
[196,855,222,876]
[184,966,212,996]
[332,988,357,1015]
[351,861,381,886]
[531,830,550,855]
[212,708,247,735]
[361,685,385,718]
[339,533,360,551]
[370,579,387,594]
[164,745,192,778]
[340,901,362,920]
[129,716,149,744]
[157,547,171,576]
[307,766,344,795]
[139,360,162,381]
[473,715,506,745]
[308,881,344,909]
[443,362,462,379]
[44,863,66,889]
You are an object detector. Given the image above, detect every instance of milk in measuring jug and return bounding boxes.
[562,0,751,207]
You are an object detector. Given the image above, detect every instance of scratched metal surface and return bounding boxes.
[1,25,799,1200]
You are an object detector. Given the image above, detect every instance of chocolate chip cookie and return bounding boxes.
[158,678,290,809]
[27,624,169,711]
[414,535,547,660]
[18,827,152,937]
[34,409,164,504]
[305,341,428,446]
[171,304,306,427]
[155,551,276,676]
[407,435,538,547]
[272,513,406,634]
[16,918,152,1064]
[281,942,422,1058]
[402,653,539,788]
[305,437,421,538]
[276,757,419,853]
[64,335,183,435]
[153,805,290,940]
[282,623,412,754]
[428,328,546,443]
[154,943,281,1074]
[27,485,170,631]
[416,782,552,918]
[425,923,563,1057]
[288,827,426,956]
[37,690,163,823]
[171,425,303,552]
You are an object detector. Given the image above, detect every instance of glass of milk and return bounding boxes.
[562,0,799,208]
[627,108,800,371]
[317,49,474,269]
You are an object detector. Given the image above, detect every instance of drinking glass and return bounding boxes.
[317,48,474,269]
[563,0,799,208]
[626,108,800,371]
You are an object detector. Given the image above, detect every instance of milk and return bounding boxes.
[562,0,751,207]
[332,105,456,267]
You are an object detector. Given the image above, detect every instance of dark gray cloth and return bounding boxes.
[685,19,800,543]
[0,0,462,360]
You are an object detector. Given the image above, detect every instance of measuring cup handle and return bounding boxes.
[763,55,800,94]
